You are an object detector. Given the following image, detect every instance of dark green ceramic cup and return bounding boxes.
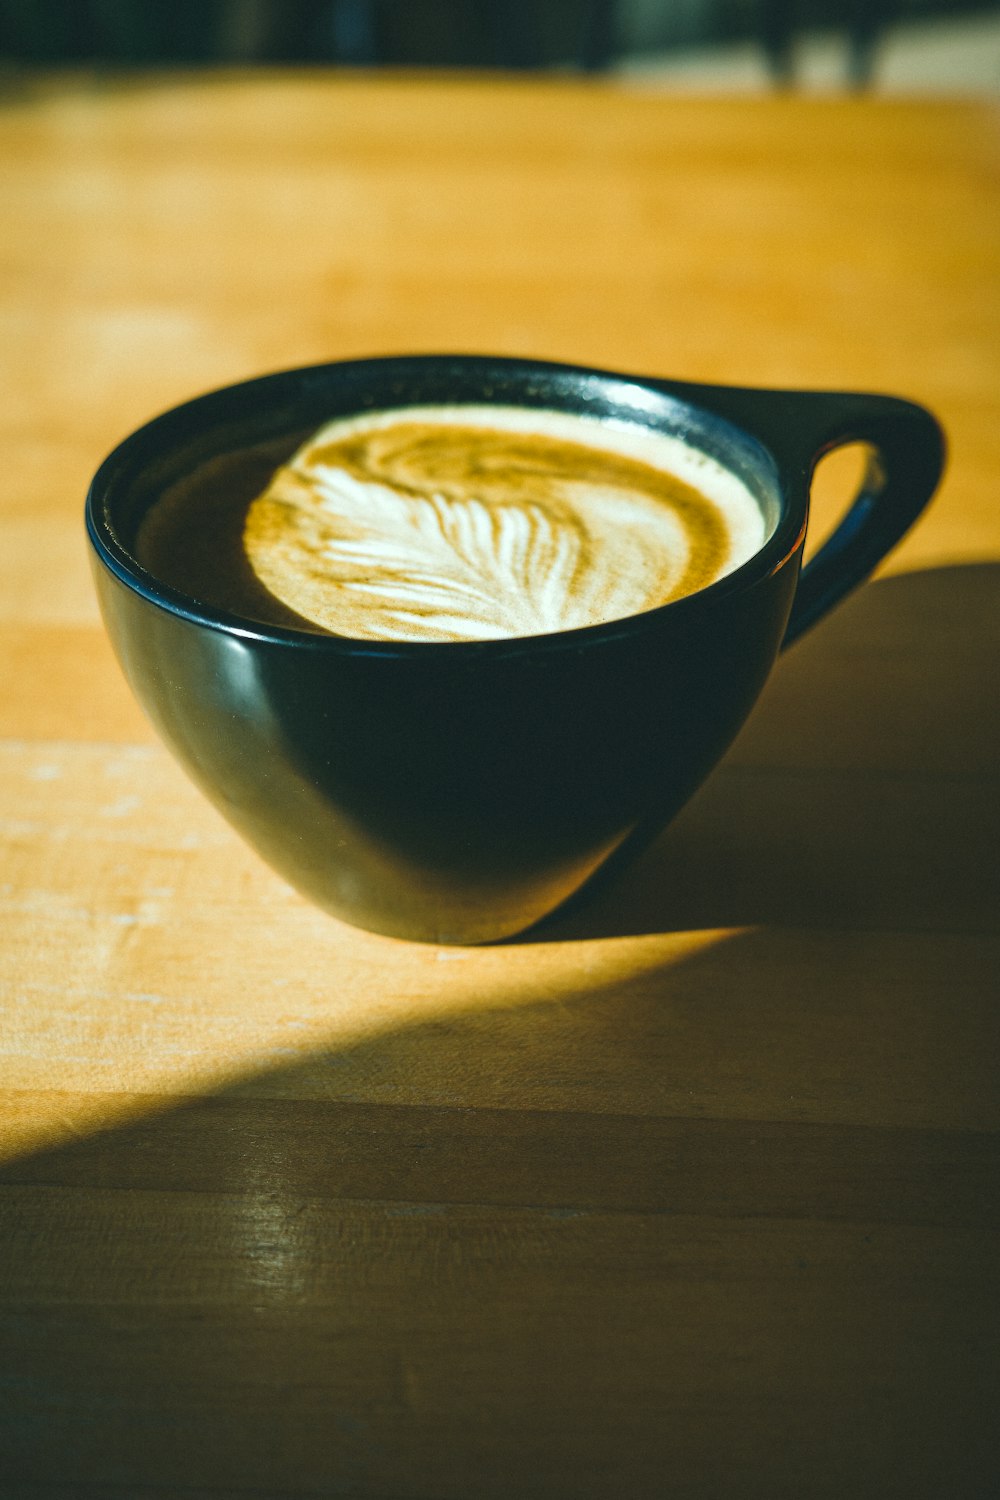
[86,355,944,942]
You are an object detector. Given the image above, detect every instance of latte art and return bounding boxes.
[242,407,766,643]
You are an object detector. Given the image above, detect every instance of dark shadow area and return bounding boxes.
[1,0,995,72]
[1,563,998,1497]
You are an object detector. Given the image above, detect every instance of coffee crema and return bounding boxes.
[137,405,767,642]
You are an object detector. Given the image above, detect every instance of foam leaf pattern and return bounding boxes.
[241,412,746,643]
[312,471,595,640]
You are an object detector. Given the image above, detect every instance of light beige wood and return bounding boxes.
[1,73,997,1499]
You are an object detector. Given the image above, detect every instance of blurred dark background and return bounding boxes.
[0,0,997,74]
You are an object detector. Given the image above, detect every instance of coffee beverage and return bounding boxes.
[137,404,766,642]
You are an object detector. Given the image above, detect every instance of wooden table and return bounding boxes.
[1,73,998,1499]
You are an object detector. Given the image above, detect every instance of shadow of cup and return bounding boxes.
[545,562,999,940]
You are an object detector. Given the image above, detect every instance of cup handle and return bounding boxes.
[646,381,946,647]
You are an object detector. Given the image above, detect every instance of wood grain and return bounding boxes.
[1,73,998,1500]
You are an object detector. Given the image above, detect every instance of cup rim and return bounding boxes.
[85,352,806,657]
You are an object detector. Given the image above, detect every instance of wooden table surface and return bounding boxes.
[1,72,998,1499]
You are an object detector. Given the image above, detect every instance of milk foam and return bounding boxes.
[242,405,767,642]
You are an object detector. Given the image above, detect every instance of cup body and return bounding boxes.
[86,355,925,943]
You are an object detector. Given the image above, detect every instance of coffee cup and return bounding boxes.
[86,355,944,943]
